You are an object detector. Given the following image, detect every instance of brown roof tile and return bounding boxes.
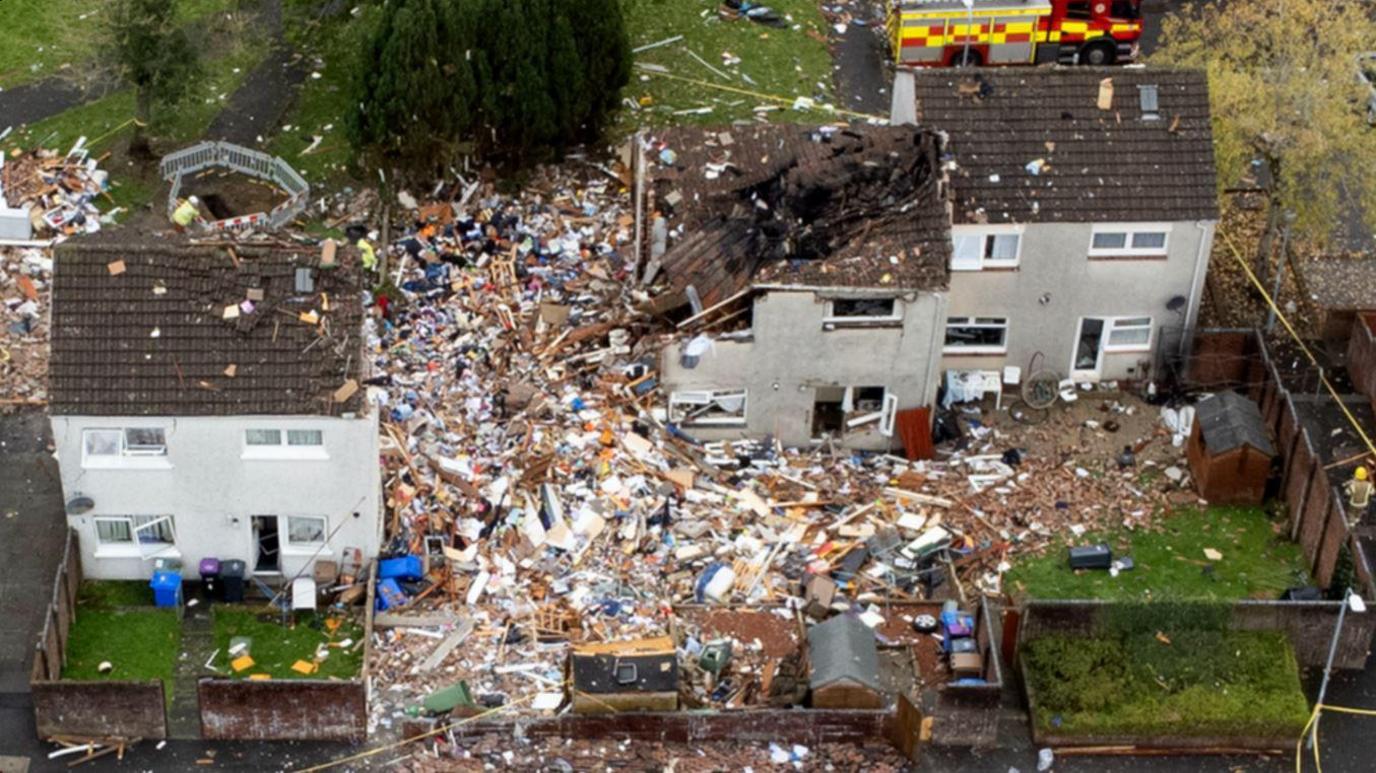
[49,238,364,416]
[912,68,1219,225]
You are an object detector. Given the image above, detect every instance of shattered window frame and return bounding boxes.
[943,317,1010,353]
[1104,316,1154,352]
[669,389,749,427]
[94,515,175,548]
[823,297,902,325]
[950,225,1022,270]
[1088,224,1171,257]
[286,515,328,546]
[82,427,169,466]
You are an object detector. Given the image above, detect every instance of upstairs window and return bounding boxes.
[243,428,328,460]
[951,227,1022,270]
[824,298,901,326]
[1089,225,1170,258]
[83,428,169,467]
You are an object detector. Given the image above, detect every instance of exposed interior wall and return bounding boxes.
[50,412,382,581]
[944,220,1213,382]
[660,289,948,448]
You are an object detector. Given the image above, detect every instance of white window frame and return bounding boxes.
[82,427,172,469]
[1103,316,1154,352]
[241,428,329,460]
[950,225,1024,271]
[822,297,903,326]
[285,515,328,548]
[93,515,178,559]
[1088,224,1171,257]
[943,316,1010,354]
[668,389,748,427]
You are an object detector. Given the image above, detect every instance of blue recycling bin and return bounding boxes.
[378,555,423,581]
[150,570,183,608]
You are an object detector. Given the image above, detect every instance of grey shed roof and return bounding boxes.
[807,613,882,692]
[1196,392,1275,456]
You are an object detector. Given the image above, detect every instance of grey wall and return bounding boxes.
[50,412,382,581]
[660,289,947,449]
[944,220,1214,382]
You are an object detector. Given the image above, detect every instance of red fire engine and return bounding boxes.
[888,0,1144,68]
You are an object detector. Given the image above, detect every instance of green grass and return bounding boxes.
[0,0,241,88]
[620,0,839,129]
[213,607,363,680]
[1024,629,1311,739]
[78,580,156,609]
[268,3,360,187]
[1006,507,1310,601]
[64,608,180,687]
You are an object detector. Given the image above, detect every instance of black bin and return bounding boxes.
[222,559,246,602]
[1067,544,1112,570]
[199,557,221,602]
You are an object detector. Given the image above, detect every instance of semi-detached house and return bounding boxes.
[47,238,381,581]
[654,68,1218,451]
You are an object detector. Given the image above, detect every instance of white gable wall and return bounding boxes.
[50,412,382,582]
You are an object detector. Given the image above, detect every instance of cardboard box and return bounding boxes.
[950,652,983,678]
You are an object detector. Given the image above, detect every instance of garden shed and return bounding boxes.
[1187,391,1276,505]
[807,613,884,709]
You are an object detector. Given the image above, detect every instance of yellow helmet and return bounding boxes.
[1358,466,1369,481]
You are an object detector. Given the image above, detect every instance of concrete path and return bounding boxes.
[0,78,115,132]
[167,603,214,739]
[204,0,307,147]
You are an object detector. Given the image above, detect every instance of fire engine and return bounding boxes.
[888,0,1144,68]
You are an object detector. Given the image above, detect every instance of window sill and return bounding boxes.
[1087,253,1168,261]
[681,422,747,429]
[943,349,1008,356]
[282,545,332,557]
[82,457,174,471]
[94,545,180,560]
[241,448,330,461]
[950,266,1019,273]
[1103,346,1152,354]
[822,320,903,329]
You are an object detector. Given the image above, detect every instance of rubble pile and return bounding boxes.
[0,247,51,406]
[359,162,1197,737]
[1,144,112,240]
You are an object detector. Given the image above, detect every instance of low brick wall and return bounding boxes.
[198,679,366,741]
[31,680,167,740]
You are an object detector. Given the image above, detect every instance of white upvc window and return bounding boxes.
[93,515,177,559]
[823,297,902,326]
[950,225,1023,271]
[1103,316,1154,352]
[242,428,328,460]
[286,515,328,546]
[82,428,171,468]
[668,389,748,427]
[944,316,1010,354]
[841,386,899,437]
[1088,224,1171,257]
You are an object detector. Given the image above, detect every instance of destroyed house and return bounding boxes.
[651,125,953,449]
[47,238,382,582]
[913,68,1218,386]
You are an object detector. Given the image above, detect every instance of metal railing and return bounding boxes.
[161,141,310,232]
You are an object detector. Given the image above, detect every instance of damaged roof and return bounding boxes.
[648,124,951,309]
[912,68,1219,225]
[49,237,364,417]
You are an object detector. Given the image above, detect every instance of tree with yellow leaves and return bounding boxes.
[1153,0,1376,272]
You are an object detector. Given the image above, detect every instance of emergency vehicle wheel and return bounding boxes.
[951,50,983,67]
[1081,42,1115,66]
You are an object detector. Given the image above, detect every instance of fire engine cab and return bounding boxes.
[888,0,1143,68]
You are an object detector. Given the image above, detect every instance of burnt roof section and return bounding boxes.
[912,68,1219,225]
[1196,391,1274,456]
[1297,255,1376,312]
[49,237,364,417]
[648,125,951,308]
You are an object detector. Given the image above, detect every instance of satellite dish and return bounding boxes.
[1166,295,1187,313]
[65,496,95,515]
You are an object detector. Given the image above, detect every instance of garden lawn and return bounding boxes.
[213,607,363,680]
[64,608,179,686]
[77,579,156,609]
[269,1,360,187]
[621,0,837,128]
[1006,507,1310,601]
[1023,629,1310,739]
[0,0,238,88]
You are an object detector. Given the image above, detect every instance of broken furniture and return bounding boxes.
[1187,391,1276,505]
[807,614,884,709]
[571,637,679,713]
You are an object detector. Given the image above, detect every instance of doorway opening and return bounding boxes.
[251,515,280,573]
[1072,318,1106,379]
[812,386,846,438]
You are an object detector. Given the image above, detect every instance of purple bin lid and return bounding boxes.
[199,557,221,573]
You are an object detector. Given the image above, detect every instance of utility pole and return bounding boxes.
[1264,210,1297,333]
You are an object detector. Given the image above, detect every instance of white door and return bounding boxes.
[1070,318,1106,381]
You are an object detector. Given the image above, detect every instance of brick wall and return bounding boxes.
[198,679,367,741]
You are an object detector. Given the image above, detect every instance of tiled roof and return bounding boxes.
[648,124,951,309]
[49,238,364,416]
[912,68,1219,225]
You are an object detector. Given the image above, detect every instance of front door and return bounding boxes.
[251,515,281,573]
[1071,318,1106,381]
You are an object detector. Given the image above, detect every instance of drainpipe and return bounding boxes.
[1179,220,1214,362]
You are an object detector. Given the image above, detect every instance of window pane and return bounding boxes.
[1113,317,1152,329]
[124,428,166,454]
[1092,232,1127,250]
[287,516,326,544]
[246,429,281,446]
[986,234,1019,261]
[831,298,895,318]
[1130,232,1167,250]
[287,430,323,446]
[96,519,132,543]
[952,235,981,260]
[85,430,122,456]
[133,516,174,543]
[1109,328,1151,346]
[945,323,1007,348]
